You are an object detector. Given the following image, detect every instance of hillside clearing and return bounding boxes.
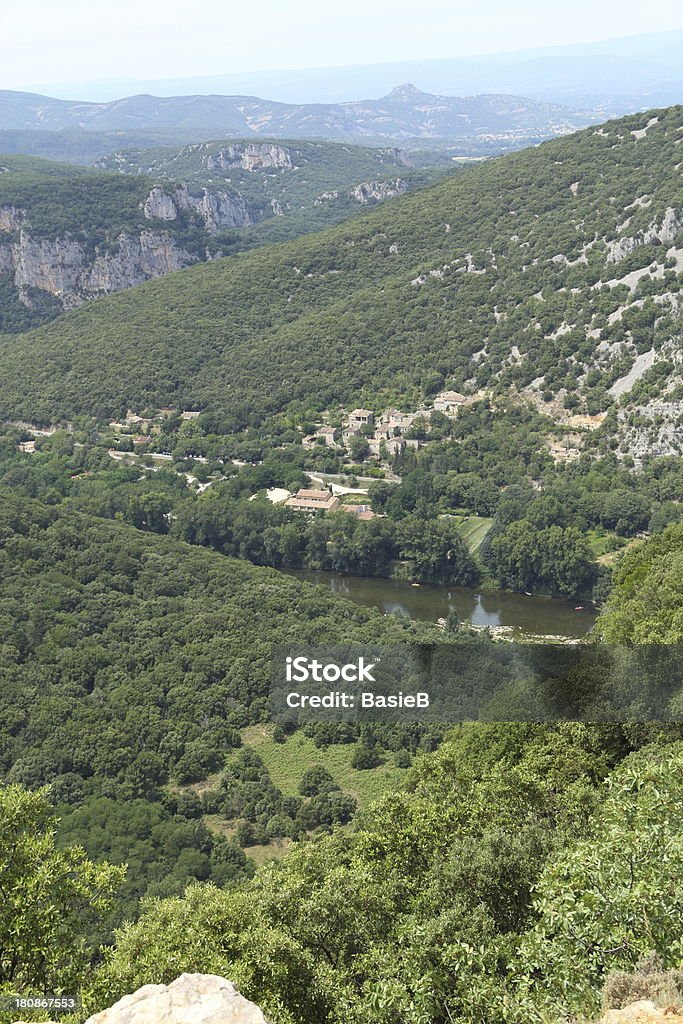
[241,724,409,807]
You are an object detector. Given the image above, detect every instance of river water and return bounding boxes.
[288,569,596,639]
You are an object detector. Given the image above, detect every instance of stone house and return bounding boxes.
[313,425,341,446]
[347,408,374,430]
[433,391,467,415]
[285,488,341,513]
[376,408,416,438]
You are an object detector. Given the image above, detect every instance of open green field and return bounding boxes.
[451,516,494,555]
[242,724,409,808]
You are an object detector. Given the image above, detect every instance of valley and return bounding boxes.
[1,61,683,1024]
[1,106,681,441]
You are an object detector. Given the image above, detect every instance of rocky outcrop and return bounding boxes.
[0,220,198,310]
[143,185,256,232]
[203,143,294,172]
[599,959,683,1022]
[607,207,683,262]
[643,207,683,246]
[606,235,641,263]
[143,187,178,221]
[82,974,270,1024]
[349,179,408,204]
[0,205,25,232]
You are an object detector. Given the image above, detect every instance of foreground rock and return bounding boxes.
[83,974,270,1024]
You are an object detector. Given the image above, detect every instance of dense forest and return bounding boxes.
[6,719,683,1022]
[597,519,683,641]
[0,489,446,935]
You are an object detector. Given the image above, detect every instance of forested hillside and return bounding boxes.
[0,147,446,330]
[0,491,443,932]
[1,101,683,1024]
[7,719,683,1023]
[96,138,448,248]
[0,106,680,437]
[597,520,683,641]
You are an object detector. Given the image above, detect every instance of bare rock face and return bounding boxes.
[2,228,196,310]
[11,230,95,299]
[349,179,408,204]
[82,231,194,295]
[143,185,256,232]
[606,235,641,263]
[83,975,270,1024]
[203,143,294,172]
[607,206,683,263]
[643,207,683,246]
[174,186,255,232]
[143,187,178,221]
[0,205,25,231]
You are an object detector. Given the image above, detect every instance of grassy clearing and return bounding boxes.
[203,812,292,864]
[587,529,629,560]
[170,772,221,797]
[451,516,494,555]
[596,535,644,567]
[247,838,294,867]
[241,724,408,807]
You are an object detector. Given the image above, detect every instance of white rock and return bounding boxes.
[84,974,270,1024]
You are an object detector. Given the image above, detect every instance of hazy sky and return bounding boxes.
[3,0,683,93]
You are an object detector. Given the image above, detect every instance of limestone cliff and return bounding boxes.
[0,219,197,310]
[202,142,294,172]
[0,182,257,312]
[142,184,256,232]
[349,178,409,203]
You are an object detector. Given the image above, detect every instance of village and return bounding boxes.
[11,390,474,517]
[282,390,469,515]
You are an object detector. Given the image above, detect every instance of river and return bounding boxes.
[288,570,596,639]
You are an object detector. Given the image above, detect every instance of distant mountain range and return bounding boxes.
[23,28,683,111]
[0,85,593,155]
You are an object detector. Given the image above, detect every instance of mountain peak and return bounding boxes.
[384,83,433,102]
